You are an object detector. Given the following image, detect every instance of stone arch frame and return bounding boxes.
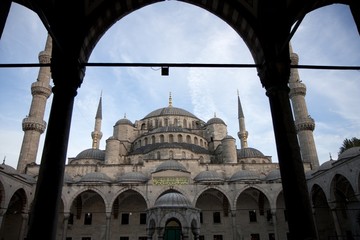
[65,186,109,214]
[233,185,273,211]
[0,176,33,213]
[109,187,150,211]
[311,184,330,208]
[193,185,232,210]
[0,180,5,211]
[329,173,357,204]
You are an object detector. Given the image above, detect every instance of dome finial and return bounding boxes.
[169,92,173,107]
[124,113,127,119]
[214,112,216,118]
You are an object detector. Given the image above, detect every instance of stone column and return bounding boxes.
[62,213,69,240]
[157,227,164,240]
[26,44,84,240]
[19,213,29,240]
[271,210,278,240]
[105,212,111,240]
[231,210,237,240]
[330,205,342,238]
[259,59,317,240]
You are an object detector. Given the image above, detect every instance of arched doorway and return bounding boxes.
[164,218,181,240]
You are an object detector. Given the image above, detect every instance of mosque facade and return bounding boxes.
[0,36,359,240]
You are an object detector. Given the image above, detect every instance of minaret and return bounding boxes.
[237,90,248,149]
[91,95,103,149]
[17,35,52,173]
[288,44,319,169]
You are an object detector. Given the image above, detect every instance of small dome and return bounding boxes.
[115,118,133,126]
[317,159,335,171]
[18,174,36,183]
[143,107,198,119]
[229,170,259,182]
[0,163,17,174]
[194,170,224,183]
[154,160,187,173]
[305,170,316,180]
[237,147,265,158]
[338,147,360,160]
[75,148,105,161]
[264,169,281,181]
[207,117,225,125]
[117,172,149,183]
[63,173,73,183]
[154,192,191,207]
[223,135,235,140]
[79,172,112,183]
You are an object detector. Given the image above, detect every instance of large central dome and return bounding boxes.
[142,106,198,120]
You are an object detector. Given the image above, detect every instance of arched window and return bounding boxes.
[157,151,161,159]
[144,137,148,145]
[151,136,156,144]
[186,135,191,143]
[160,135,165,143]
[169,134,174,143]
[178,134,183,143]
[182,151,186,159]
[169,150,174,159]
[183,119,187,128]
[141,123,146,130]
[174,118,178,126]
[165,118,169,126]
[200,139,203,147]
[194,137,198,145]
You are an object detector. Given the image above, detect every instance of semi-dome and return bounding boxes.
[207,117,226,125]
[78,172,112,183]
[115,118,133,126]
[154,192,191,207]
[75,148,105,161]
[194,170,224,183]
[154,160,188,173]
[338,147,360,160]
[143,106,198,119]
[229,170,259,182]
[117,171,149,183]
[237,147,265,158]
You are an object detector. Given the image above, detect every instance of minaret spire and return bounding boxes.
[17,34,52,173]
[288,43,319,169]
[91,94,103,149]
[237,90,248,148]
[168,92,173,107]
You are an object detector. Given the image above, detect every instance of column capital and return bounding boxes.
[258,59,291,91]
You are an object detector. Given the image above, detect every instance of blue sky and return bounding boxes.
[0,2,359,168]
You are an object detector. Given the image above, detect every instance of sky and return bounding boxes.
[0,2,359,169]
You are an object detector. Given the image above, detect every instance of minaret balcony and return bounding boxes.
[295,117,315,132]
[22,117,47,133]
[31,82,52,98]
